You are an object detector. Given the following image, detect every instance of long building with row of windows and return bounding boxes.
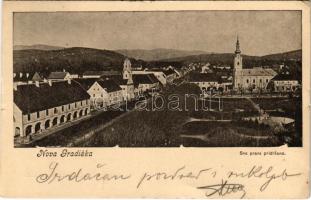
[14,80,91,137]
[13,59,171,138]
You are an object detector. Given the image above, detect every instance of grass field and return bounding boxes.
[28,83,299,147]
[82,109,282,147]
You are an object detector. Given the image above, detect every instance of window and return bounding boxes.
[28,114,31,121]
[260,79,262,83]
[93,94,95,97]
[46,110,49,116]
[81,101,82,106]
[62,106,64,112]
[266,79,269,83]
[75,102,77,108]
[246,79,249,83]
[68,104,71,109]
[37,111,40,118]
[253,79,255,83]
[54,108,57,114]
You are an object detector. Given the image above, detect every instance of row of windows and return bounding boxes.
[246,79,269,84]
[27,101,87,121]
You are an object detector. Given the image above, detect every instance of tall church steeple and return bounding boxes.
[235,35,241,54]
[234,35,242,70]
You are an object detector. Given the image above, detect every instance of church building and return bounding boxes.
[233,37,277,92]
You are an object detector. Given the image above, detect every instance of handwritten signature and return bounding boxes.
[197,179,246,198]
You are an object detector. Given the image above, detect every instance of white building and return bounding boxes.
[101,59,135,101]
[88,79,123,108]
[133,74,160,96]
[14,80,91,137]
[270,71,300,92]
[232,37,277,92]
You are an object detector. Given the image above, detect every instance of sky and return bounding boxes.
[14,11,301,56]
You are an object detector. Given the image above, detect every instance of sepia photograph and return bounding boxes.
[1,1,309,199]
[13,11,302,148]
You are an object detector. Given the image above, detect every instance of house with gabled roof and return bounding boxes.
[133,74,160,95]
[270,71,300,92]
[87,78,123,108]
[13,80,91,137]
[47,71,71,80]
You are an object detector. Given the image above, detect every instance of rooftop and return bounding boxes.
[83,70,121,76]
[14,81,90,114]
[241,68,277,77]
[188,72,219,82]
[96,79,122,93]
[272,72,298,81]
[48,72,69,79]
[133,74,159,86]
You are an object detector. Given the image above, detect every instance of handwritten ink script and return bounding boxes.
[35,162,301,198]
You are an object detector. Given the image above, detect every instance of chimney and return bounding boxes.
[35,81,40,87]
[19,72,23,78]
[13,73,16,78]
[68,79,71,84]
[48,80,52,86]
[43,79,48,83]
[13,83,17,91]
[26,73,29,78]
[105,77,109,80]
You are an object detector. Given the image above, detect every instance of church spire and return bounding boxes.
[235,35,241,54]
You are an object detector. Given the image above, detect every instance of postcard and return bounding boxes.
[0,1,309,198]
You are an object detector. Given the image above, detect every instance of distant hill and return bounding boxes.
[116,48,207,61]
[13,46,302,74]
[261,49,302,61]
[157,49,302,67]
[13,47,145,73]
[14,44,65,51]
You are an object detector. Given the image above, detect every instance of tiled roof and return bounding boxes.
[189,73,219,82]
[48,72,69,79]
[272,72,298,81]
[102,75,128,85]
[133,74,159,85]
[72,78,98,91]
[96,79,122,93]
[14,81,90,114]
[241,68,277,76]
[83,71,121,76]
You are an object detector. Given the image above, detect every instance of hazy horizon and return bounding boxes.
[14,11,301,56]
[13,43,302,57]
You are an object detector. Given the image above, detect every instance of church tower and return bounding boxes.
[233,36,243,89]
[234,36,242,70]
[123,58,133,84]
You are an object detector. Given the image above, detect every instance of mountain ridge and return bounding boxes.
[14,44,65,51]
[13,46,302,73]
[115,48,208,61]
